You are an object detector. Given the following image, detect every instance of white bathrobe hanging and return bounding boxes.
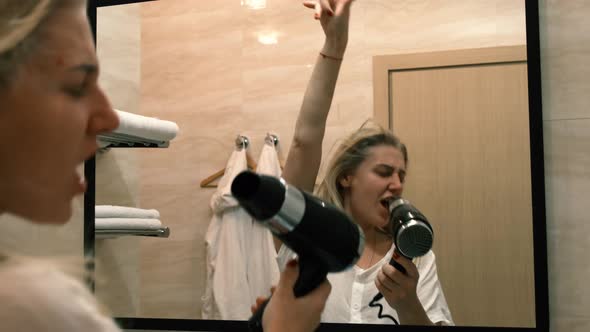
[247,141,282,299]
[202,148,253,320]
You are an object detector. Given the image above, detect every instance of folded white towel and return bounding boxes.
[113,109,179,142]
[97,139,110,148]
[95,206,160,219]
[95,218,163,230]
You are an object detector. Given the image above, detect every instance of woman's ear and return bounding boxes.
[339,174,352,188]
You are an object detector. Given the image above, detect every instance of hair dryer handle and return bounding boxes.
[389,257,407,275]
[293,257,328,297]
[248,258,327,332]
[372,251,408,303]
[248,297,270,332]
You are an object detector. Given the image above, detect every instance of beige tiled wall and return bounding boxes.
[92,0,528,321]
[539,1,590,331]
[94,3,142,317]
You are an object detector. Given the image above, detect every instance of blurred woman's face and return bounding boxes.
[0,5,119,223]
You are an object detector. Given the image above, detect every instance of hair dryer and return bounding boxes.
[387,198,433,261]
[371,198,434,304]
[231,171,365,331]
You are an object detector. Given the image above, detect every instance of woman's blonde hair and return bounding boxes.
[0,0,83,87]
[316,120,408,208]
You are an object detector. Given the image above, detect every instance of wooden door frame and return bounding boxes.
[372,46,527,129]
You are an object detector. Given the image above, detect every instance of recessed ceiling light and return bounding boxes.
[242,0,266,10]
[258,31,278,45]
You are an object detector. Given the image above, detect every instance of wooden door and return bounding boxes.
[373,46,535,327]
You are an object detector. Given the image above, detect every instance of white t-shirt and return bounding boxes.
[277,244,454,325]
[0,257,121,332]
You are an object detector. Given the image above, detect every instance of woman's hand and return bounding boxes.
[302,0,355,58]
[260,259,332,332]
[375,251,433,325]
[250,286,275,315]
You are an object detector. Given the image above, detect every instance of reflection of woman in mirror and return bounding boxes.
[277,0,455,325]
[0,1,328,332]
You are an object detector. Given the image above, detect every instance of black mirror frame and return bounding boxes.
[84,0,548,331]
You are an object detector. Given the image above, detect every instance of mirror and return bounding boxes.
[88,0,547,330]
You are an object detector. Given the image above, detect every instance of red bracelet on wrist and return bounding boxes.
[319,52,343,61]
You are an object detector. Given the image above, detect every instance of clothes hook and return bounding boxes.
[265,133,279,146]
[235,135,249,150]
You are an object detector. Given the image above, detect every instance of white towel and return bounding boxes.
[95,205,160,219]
[202,148,254,320]
[256,140,282,177]
[210,149,248,214]
[247,141,281,301]
[113,109,179,142]
[95,218,162,230]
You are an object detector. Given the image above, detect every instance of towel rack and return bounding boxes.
[95,226,170,239]
[97,132,170,149]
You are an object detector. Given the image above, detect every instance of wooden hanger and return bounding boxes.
[199,136,257,188]
[199,154,257,188]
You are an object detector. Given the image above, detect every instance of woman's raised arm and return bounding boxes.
[282,0,355,193]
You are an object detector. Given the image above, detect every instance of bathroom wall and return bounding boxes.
[94,3,142,317]
[92,0,527,320]
[539,1,590,331]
